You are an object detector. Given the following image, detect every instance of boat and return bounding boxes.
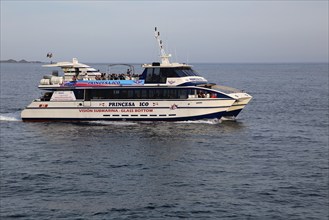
[21,27,251,122]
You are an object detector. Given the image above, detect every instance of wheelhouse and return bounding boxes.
[140,64,202,84]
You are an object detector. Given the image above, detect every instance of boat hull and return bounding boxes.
[21,99,235,122]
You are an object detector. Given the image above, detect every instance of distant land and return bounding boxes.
[0,59,43,63]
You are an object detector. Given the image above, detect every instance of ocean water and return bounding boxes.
[0,63,328,219]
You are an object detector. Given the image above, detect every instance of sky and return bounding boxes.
[0,1,328,63]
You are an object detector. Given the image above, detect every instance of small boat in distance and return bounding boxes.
[21,27,251,122]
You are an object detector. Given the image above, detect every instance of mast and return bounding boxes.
[154,27,171,65]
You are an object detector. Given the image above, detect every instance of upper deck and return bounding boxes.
[39,59,208,89]
[39,27,208,89]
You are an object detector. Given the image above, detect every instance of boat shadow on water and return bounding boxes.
[0,111,246,137]
[22,118,247,140]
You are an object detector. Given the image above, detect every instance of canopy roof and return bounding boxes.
[43,58,90,68]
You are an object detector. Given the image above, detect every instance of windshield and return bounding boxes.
[174,67,201,77]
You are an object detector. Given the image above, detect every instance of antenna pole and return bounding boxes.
[154,27,171,65]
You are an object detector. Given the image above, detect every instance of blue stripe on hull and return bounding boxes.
[22,112,225,122]
[179,81,208,86]
[222,109,243,117]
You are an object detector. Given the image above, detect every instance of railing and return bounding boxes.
[211,85,243,93]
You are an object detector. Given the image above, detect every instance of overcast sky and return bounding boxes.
[1,1,328,63]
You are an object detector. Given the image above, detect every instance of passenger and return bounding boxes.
[126,69,131,74]
[198,91,206,98]
[197,91,203,98]
[132,74,139,80]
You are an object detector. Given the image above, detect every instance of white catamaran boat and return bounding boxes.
[21,27,252,122]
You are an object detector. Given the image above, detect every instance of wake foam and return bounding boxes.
[221,116,236,121]
[175,119,221,125]
[0,112,21,122]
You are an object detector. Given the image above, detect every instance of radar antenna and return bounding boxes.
[154,27,171,65]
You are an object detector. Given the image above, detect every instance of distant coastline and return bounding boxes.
[0,59,43,63]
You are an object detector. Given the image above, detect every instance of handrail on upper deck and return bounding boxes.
[107,63,135,75]
[198,84,243,93]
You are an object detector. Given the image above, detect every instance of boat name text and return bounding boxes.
[108,102,149,107]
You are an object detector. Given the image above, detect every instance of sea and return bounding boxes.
[0,62,328,219]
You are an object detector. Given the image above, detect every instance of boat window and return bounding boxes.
[155,89,162,99]
[144,67,201,83]
[162,89,169,99]
[120,90,127,99]
[141,89,148,99]
[160,68,177,78]
[157,68,167,83]
[148,89,160,99]
[154,68,160,76]
[91,89,106,99]
[150,68,161,82]
[175,67,201,77]
[85,88,202,100]
[40,92,53,101]
[178,89,188,99]
[127,90,134,99]
[148,89,155,99]
[151,68,162,83]
[145,68,167,83]
[84,90,91,101]
[168,89,177,99]
[145,68,154,82]
[112,90,120,99]
[196,89,212,98]
[73,90,84,99]
[134,89,141,99]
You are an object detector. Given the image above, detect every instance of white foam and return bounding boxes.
[175,119,221,125]
[0,112,22,122]
[221,116,236,121]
